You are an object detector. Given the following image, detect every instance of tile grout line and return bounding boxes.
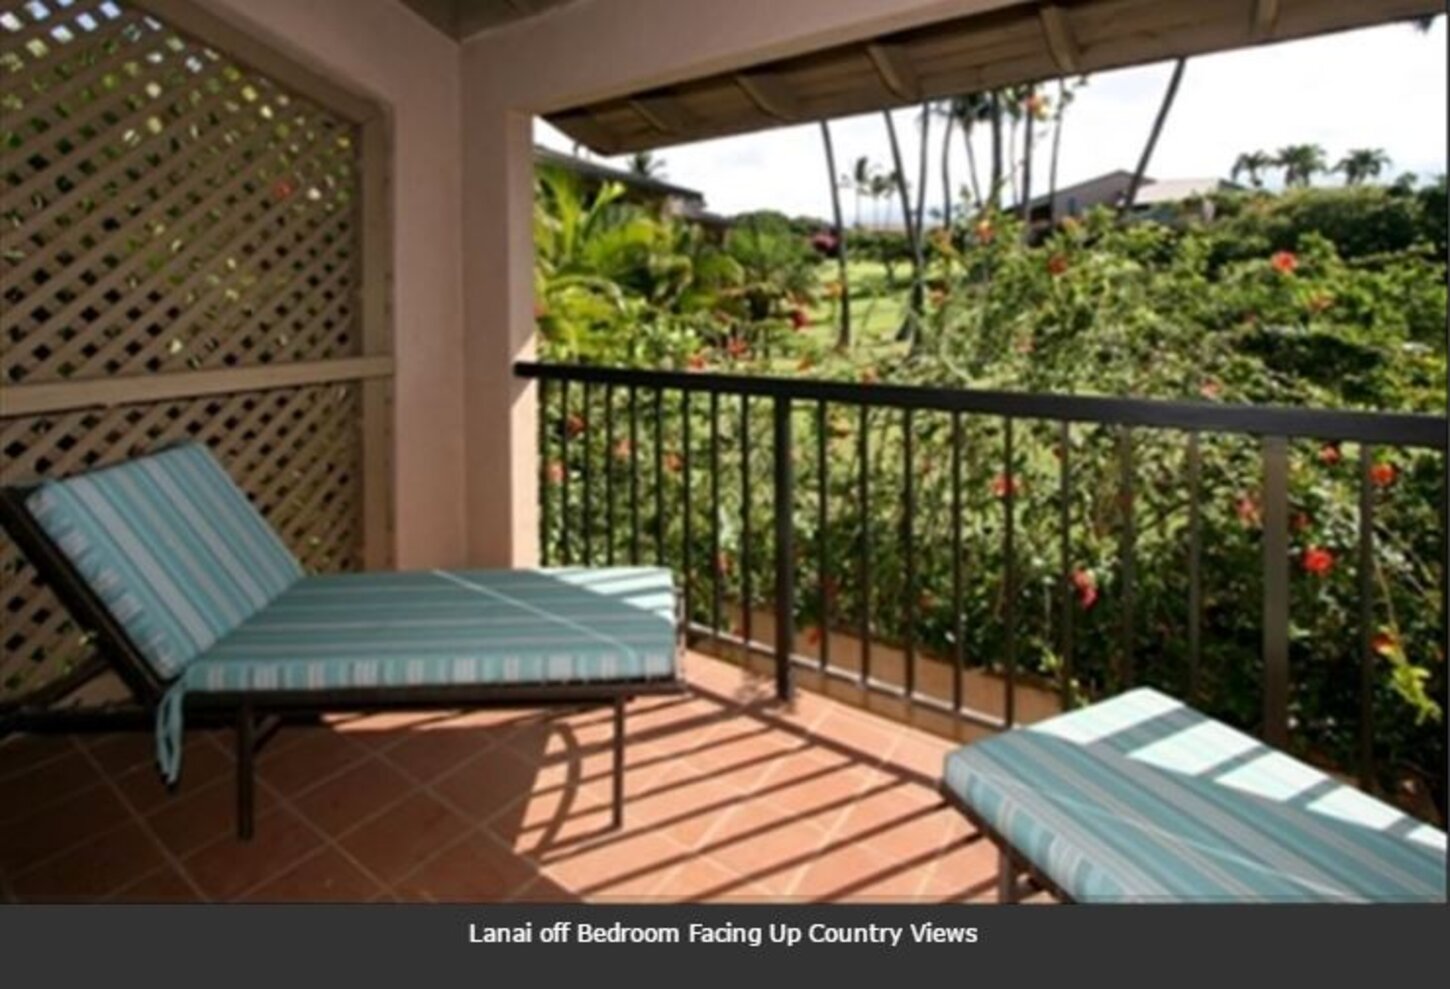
[68,735,211,903]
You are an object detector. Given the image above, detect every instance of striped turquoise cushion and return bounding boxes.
[182,567,678,692]
[943,688,1447,903]
[26,443,303,678]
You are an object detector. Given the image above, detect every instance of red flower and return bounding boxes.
[789,308,810,330]
[663,452,683,474]
[1071,569,1098,610]
[1236,494,1261,528]
[806,626,822,646]
[1046,254,1069,276]
[1199,379,1222,400]
[1318,443,1342,466]
[271,177,296,202]
[1302,546,1335,576]
[612,438,632,461]
[1270,250,1298,275]
[1369,462,1397,488]
[565,413,586,438]
[810,230,839,255]
[726,336,750,359]
[991,473,1020,498]
[687,353,708,371]
[545,461,565,485]
[1371,631,1397,657]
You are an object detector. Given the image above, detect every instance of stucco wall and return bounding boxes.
[193,0,468,570]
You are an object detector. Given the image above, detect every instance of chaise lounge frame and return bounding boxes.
[0,484,686,840]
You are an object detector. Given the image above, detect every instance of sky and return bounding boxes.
[535,17,1448,225]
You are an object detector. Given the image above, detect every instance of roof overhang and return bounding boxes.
[546,0,1442,155]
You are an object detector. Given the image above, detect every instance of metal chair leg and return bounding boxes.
[997,849,1020,904]
[611,696,625,830]
[236,703,255,841]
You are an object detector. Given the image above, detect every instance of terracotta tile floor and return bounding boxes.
[0,653,1003,903]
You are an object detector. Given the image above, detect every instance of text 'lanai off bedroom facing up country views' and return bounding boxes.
[0,0,1447,928]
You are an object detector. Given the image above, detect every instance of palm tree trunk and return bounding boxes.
[1019,86,1035,235]
[819,121,851,350]
[915,101,931,239]
[941,111,955,231]
[1122,58,1187,216]
[1048,81,1066,225]
[963,120,982,209]
[989,90,1004,209]
[884,110,925,344]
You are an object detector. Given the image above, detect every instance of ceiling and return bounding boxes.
[544,0,1443,155]
[398,0,577,38]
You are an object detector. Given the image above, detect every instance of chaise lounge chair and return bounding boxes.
[941,687,1447,903]
[0,442,684,839]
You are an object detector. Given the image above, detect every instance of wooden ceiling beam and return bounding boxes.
[546,109,621,155]
[735,72,800,122]
[1038,5,1081,75]
[865,42,920,101]
[1251,0,1281,41]
[629,94,692,135]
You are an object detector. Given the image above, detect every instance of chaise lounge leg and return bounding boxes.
[611,696,626,830]
[997,849,1019,904]
[236,703,255,841]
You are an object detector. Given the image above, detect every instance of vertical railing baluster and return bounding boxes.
[710,390,722,645]
[682,390,693,633]
[629,385,640,564]
[774,396,794,701]
[902,407,916,701]
[560,379,572,565]
[1262,435,1290,748]
[1118,425,1136,688]
[1059,420,1073,710]
[858,403,872,688]
[1357,443,1375,789]
[741,394,753,649]
[538,378,551,566]
[817,400,830,672]
[952,411,964,714]
[654,387,665,564]
[1187,430,1202,704]
[1003,417,1017,727]
[605,384,616,565]
[581,382,593,566]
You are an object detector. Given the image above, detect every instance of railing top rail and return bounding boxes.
[515,361,1448,450]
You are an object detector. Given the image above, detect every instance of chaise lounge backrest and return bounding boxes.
[24,443,303,682]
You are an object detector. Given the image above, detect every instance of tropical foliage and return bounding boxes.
[534,167,1449,821]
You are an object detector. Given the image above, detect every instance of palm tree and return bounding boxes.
[1019,85,1039,229]
[988,90,1004,209]
[627,151,665,178]
[1046,79,1078,225]
[1231,150,1273,188]
[1335,148,1391,186]
[883,109,925,345]
[1276,144,1327,188]
[818,121,851,349]
[851,155,872,228]
[949,94,990,208]
[1122,58,1187,214]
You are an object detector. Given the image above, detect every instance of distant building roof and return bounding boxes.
[534,146,706,206]
[1133,177,1236,204]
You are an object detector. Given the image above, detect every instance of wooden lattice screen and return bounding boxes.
[0,0,393,701]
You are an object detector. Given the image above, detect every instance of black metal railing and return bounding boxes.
[517,360,1448,809]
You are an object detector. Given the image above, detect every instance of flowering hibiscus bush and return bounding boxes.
[538,186,1447,820]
